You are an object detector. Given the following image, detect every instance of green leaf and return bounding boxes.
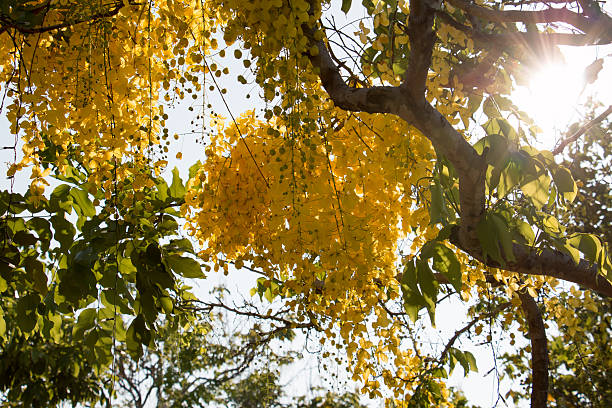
[16,293,40,333]
[73,308,97,340]
[169,167,186,199]
[513,220,535,246]
[70,188,96,218]
[188,160,202,180]
[126,315,150,360]
[23,257,47,295]
[49,184,73,213]
[12,230,37,246]
[497,157,521,197]
[165,254,204,279]
[477,216,501,264]
[489,213,516,262]
[159,296,173,314]
[450,348,470,375]
[552,166,577,202]
[50,214,76,250]
[568,234,602,264]
[483,97,501,118]
[101,290,133,315]
[341,0,352,13]
[156,178,169,202]
[400,261,425,322]
[464,350,478,372]
[561,241,580,265]
[429,243,462,293]
[0,313,5,339]
[483,118,519,144]
[417,259,437,325]
[26,218,52,251]
[429,182,448,225]
[521,172,551,209]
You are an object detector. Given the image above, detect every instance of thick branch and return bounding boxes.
[449,226,612,297]
[437,10,611,52]
[402,0,437,97]
[518,292,549,408]
[447,0,592,32]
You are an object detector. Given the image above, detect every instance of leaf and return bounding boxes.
[464,350,478,372]
[12,230,37,246]
[0,313,5,339]
[400,261,425,322]
[489,213,516,262]
[568,234,602,264]
[16,293,40,333]
[70,188,96,218]
[156,178,169,202]
[73,308,97,340]
[165,254,204,279]
[23,257,48,295]
[513,220,535,246]
[450,348,470,375]
[497,157,521,198]
[159,296,173,314]
[521,172,551,209]
[562,241,581,265]
[429,243,462,293]
[429,182,448,225]
[416,259,438,325]
[169,167,186,199]
[477,216,503,265]
[50,214,76,250]
[552,166,577,202]
[341,0,352,13]
[483,118,518,144]
[483,97,501,118]
[49,184,73,213]
[26,218,52,251]
[126,315,151,360]
[188,160,202,180]
[101,290,133,315]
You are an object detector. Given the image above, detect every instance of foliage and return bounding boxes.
[502,107,612,407]
[0,319,104,407]
[1,0,612,407]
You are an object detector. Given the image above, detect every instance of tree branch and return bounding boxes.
[0,1,143,35]
[518,292,549,408]
[448,226,612,297]
[553,105,612,155]
[436,10,611,52]
[402,0,437,98]
[440,301,512,361]
[446,0,593,33]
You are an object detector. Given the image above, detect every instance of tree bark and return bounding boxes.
[519,292,549,408]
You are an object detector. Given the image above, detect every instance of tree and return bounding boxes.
[1,1,612,407]
[501,104,612,407]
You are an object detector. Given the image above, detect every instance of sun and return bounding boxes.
[512,61,584,148]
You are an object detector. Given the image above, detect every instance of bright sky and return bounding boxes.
[512,43,612,150]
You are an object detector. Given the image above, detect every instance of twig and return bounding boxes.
[552,105,612,155]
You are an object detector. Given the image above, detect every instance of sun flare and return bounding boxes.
[513,61,584,148]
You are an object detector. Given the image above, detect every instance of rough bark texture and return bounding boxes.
[519,292,549,408]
